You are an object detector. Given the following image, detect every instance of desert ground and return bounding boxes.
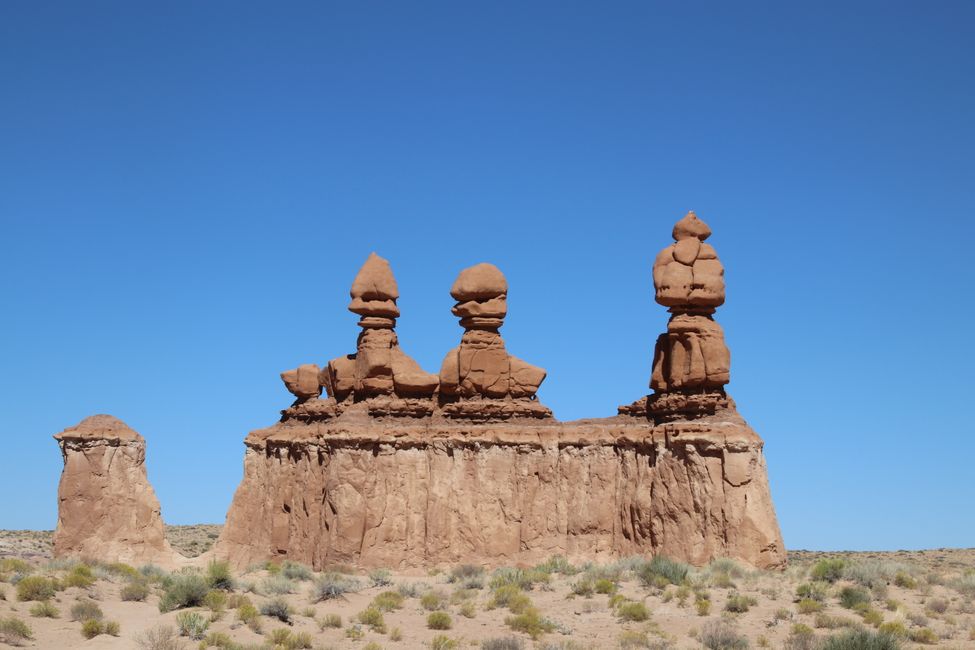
[1,527,973,649]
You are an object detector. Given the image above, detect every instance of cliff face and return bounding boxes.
[53,415,180,568]
[213,407,784,570]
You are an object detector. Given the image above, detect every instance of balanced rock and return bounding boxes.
[439,263,550,419]
[53,415,180,567]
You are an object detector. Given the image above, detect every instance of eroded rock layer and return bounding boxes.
[53,415,180,568]
[213,407,784,570]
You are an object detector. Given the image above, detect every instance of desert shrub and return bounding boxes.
[103,562,139,579]
[345,624,364,640]
[489,567,551,591]
[430,635,459,650]
[784,623,816,650]
[159,572,209,612]
[819,628,902,650]
[139,564,169,583]
[81,619,105,639]
[449,564,485,589]
[811,559,846,583]
[844,560,911,589]
[488,584,532,613]
[616,600,650,621]
[907,627,938,644]
[267,628,293,645]
[594,577,618,595]
[289,631,313,648]
[860,607,883,626]
[839,586,871,609]
[637,555,689,587]
[369,568,392,587]
[709,570,737,589]
[877,621,907,637]
[373,590,405,611]
[261,596,293,623]
[0,616,33,644]
[796,581,830,602]
[310,572,359,602]
[421,589,449,611]
[175,610,209,640]
[570,577,594,597]
[104,620,120,636]
[814,613,858,629]
[724,592,758,613]
[29,601,59,618]
[135,625,186,650]
[319,613,342,628]
[797,598,824,614]
[0,559,31,575]
[15,575,56,601]
[696,596,712,616]
[458,599,477,618]
[260,574,296,595]
[121,580,150,601]
[64,564,96,588]
[280,560,313,581]
[427,611,452,630]
[356,605,386,632]
[481,638,525,650]
[204,560,234,590]
[950,572,975,597]
[505,606,554,639]
[70,599,104,621]
[925,596,948,614]
[236,601,260,628]
[203,631,233,647]
[0,585,5,600]
[700,618,749,650]
[535,555,576,575]
[388,626,403,641]
[893,572,917,589]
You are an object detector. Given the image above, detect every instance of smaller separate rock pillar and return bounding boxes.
[439,263,551,419]
[53,415,179,567]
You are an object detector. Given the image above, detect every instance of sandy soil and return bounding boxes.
[1,528,973,649]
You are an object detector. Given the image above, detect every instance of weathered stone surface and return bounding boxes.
[439,263,550,418]
[53,415,180,568]
[212,408,784,570]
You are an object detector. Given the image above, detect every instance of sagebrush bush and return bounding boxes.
[637,555,689,587]
[488,584,532,613]
[205,560,234,590]
[15,575,56,601]
[489,567,550,591]
[724,592,757,613]
[70,599,104,622]
[310,572,359,602]
[319,613,342,629]
[796,581,830,602]
[369,568,392,587]
[811,559,846,583]
[430,635,459,650]
[175,610,209,640]
[135,625,185,650]
[570,577,594,597]
[700,618,749,650]
[427,611,452,630]
[616,600,650,621]
[372,590,405,611]
[907,627,938,644]
[261,596,293,623]
[121,580,150,601]
[159,572,209,612]
[421,589,449,611]
[480,638,525,650]
[64,564,96,588]
[534,555,576,575]
[29,601,59,618]
[797,598,824,614]
[0,616,33,644]
[448,564,485,589]
[357,605,386,633]
[281,561,313,581]
[81,619,105,639]
[504,606,554,639]
[839,585,871,609]
[819,628,902,650]
[784,623,817,650]
[104,620,120,636]
[260,574,296,595]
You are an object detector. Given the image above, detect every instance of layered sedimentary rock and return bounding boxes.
[438,263,551,420]
[620,211,735,421]
[212,407,783,570]
[280,253,440,420]
[53,415,180,567]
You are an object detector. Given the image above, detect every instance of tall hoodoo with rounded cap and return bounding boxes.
[439,262,551,419]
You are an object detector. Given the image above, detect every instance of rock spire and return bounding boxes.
[438,263,551,419]
[621,211,733,421]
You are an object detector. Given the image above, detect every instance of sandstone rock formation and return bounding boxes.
[53,415,180,567]
[280,253,439,420]
[620,211,734,421]
[212,410,783,570]
[438,263,551,420]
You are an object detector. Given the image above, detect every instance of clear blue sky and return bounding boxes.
[1,2,973,551]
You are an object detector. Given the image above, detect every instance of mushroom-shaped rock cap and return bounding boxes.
[672,211,712,241]
[350,253,399,301]
[54,414,143,442]
[450,263,508,301]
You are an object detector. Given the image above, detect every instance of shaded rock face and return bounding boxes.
[213,412,784,570]
[53,415,179,567]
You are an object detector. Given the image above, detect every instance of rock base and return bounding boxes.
[213,405,784,570]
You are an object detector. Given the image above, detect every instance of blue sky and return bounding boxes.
[1,2,973,550]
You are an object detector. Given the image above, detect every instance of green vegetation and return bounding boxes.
[700,618,749,650]
[636,555,689,587]
[373,589,405,611]
[159,572,209,612]
[310,572,359,602]
[29,601,59,618]
[260,596,293,623]
[819,628,902,650]
[427,611,452,630]
[615,600,650,621]
[724,592,758,613]
[15,575,56,601]
[175,610,209,640]
[121,580,150,601]
[0,616,33,644]
[205,560,234,590]
[811,558,846,583]
[70,599,104,622]
[357,605,387,633]
[839,585,871,609]
[504,606,554,639]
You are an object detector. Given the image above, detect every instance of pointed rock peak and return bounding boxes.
[450,262,508,300]
[672,211,712,241]
[55,414,143,441]
[350,252,399,301]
